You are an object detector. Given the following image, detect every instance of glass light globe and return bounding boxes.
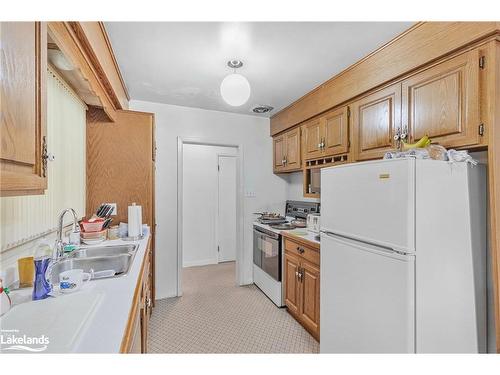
[220,73,251,106]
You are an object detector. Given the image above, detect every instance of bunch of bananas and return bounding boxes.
[401,135,431,151]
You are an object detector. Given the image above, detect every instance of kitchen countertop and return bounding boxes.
[253,221,320,248]
[0,229,150,353]
[281,230,320,250]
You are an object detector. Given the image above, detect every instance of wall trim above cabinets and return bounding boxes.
[47,22,129,122]
[270,22,500,135]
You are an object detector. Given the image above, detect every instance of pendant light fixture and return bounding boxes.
[220,59,251,107]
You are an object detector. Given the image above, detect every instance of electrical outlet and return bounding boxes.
[106,203,117,215]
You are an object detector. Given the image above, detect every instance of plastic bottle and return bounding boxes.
[32,240,53,300]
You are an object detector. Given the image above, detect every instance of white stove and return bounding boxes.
[253,201,320,307]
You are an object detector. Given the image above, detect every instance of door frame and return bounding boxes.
[177,137,244,296]
[215,153,238,264]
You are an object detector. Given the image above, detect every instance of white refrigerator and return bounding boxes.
[320,158,487,353]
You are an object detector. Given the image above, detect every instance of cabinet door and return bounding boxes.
[299,259,320,340]
[273,134,285,172]
[302,118,323,160]
[284,127,301,171]
[0,22,47,195]
[352,83,401,161]
[323,106,349,156]
[402,49,480,148]
[284,252,301,316]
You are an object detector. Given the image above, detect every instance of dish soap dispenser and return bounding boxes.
[32,240,53,300]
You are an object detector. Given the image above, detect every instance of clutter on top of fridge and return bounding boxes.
[384,135,478,165]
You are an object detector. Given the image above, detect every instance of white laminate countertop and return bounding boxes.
[253,221,320,246]
[0,230,150,353]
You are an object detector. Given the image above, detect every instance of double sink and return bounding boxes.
[49,244,138,283]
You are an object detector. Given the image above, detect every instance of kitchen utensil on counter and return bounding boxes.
[291,219,307,228]
[59,269,91,293]
[107,225,120,240]
[18,256,35,288]
[306,213,321,233]
[81,229,107,240]
[127,203,143,238]
[102,218,113,229]
[118,222,128,238]
[81,218,105,232]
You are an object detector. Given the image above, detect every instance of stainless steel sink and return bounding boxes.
[49,244,138,282]
[70,244,136,258]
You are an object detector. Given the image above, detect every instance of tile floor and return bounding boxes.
[148,262,319,353]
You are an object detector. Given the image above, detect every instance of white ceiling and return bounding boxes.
[105,22,414,117]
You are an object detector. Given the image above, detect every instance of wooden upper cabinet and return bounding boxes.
[273,127,301,173]
[323,106,349,156]
[284,252,300,316]
[299,259,320,340]
[302,106,349,162]
[352,83,402,161]
[402,49,481,148]
[283,127,301,171]
[273,134,285,172]
[302,118,323,160]
[1,22,48,196]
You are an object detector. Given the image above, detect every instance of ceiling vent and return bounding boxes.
[251,105,274,114]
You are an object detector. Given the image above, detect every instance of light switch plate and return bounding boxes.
[106,203,117,215]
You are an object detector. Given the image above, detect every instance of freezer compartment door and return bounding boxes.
[320,233,415,353]
[321,158,415,253]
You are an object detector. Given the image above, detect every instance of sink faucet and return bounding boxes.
[54,208,79,260]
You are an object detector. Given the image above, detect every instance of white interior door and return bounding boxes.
[217,155,237,262]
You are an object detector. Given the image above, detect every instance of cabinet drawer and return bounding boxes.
[284,238,320,266]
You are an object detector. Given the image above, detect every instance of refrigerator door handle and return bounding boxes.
[321,230,414,260]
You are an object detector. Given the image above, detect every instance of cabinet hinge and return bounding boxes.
[479,56,485,69]
[347,106,351,119]
[479,123,485,136]
[41,136,48,178]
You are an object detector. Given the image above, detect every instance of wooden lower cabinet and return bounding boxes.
[299,260,320,337]
[284,252,301,316]
[283,237,320,341]
[121,240,153,353]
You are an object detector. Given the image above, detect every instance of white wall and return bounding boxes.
[129,100,288,299]
[283,172,320,203]
[182,144,237,267]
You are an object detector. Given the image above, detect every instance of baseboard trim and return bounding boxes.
[183,258,218,268]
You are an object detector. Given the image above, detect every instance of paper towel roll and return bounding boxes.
[128,203,143,238]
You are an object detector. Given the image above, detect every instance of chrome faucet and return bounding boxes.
[54,208,79,260]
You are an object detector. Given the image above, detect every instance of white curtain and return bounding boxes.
[0,67,87,251]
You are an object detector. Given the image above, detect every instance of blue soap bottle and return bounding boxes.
[32,240,53,300]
